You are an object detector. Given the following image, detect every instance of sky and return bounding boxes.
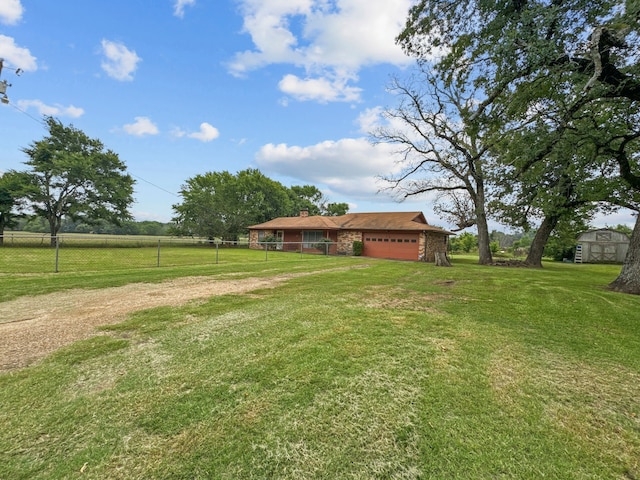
[0,0,635,230]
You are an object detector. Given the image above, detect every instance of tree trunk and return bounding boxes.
[525,215,560,268]
[49,215,60,247]
[434,251,452,266]
[609,214,640,295]
[476,210,493,265]
[475,182,493,265]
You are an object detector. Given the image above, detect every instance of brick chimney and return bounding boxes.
[299,208,309,217]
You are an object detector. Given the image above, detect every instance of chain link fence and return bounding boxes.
[0,234,353,273]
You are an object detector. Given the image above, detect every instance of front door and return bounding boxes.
[275,230,284,250]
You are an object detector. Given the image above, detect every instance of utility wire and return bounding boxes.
[5,101,180,198]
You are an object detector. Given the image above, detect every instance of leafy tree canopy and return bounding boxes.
[21,117,135,243]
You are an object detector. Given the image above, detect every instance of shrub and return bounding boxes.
[353,240,364,256]
[313,238,333,254]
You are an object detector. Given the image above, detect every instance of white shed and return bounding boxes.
[575,229,630,263]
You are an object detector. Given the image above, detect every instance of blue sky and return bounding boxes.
[0,0,635,229]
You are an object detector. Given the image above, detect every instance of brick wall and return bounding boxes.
[248,229,274,249]
[337,230,362,255]
[423,232,448,262]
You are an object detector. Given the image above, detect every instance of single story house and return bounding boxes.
[575,229,630,263]
[248,210,453,262]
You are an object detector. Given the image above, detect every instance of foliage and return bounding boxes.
[172,170,348,241]
[324,202,349,216]
[398,0,640,288]
[20,117,135,243]
[352,240,363,256]
[288,185,325,216]
[171,169,292,241]
[312,237,333,253]
[0,171,30,242]
[287,186,349,217]
[1,260,639,478]
[449,231,477,253]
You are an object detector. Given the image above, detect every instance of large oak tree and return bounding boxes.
[399,0,640,292]
[21,117,135,245]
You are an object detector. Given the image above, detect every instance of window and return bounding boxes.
[596,231,612,241]
[302,230,323,248]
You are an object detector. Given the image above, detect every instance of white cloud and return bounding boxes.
[0,35,37,71]
[0,0,23,25]
[278,73,361,103]
[123,116,159,136]
[100,39,141,81]
[188,122,219,142]
[256,136,402,199]
[229,0,413,102]
[171,122,220,142]
[16,99,84,118]
[173,0,195,18]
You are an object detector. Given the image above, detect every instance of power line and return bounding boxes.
[5,102,180,199]
[131,173,179,197]
[7,101,47,126]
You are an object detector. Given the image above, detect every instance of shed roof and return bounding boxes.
[249,211,453,235]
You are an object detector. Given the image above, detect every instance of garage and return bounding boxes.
[362,231,420,260]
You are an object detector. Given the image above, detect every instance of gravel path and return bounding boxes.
[0,271,330,371]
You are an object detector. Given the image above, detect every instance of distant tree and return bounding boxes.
[172,169,292,241]
[450,231,477,254]
[324,202,349,216]
[287,186,349,216]
[288,185,326,216]
[608,224,634,237]
[21,117,135,245]
[0,171,30,244]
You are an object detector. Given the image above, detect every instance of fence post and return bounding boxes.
[264,243,268,261]
[216,241,219,264]
[55,236,60,273]
[157,239,161,267]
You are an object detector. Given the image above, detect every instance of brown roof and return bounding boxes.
[250,211,453,235]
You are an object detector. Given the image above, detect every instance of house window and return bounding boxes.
[257,231,270,241]
[303,230,323,248]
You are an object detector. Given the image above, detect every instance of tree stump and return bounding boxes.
[434,251,452,267]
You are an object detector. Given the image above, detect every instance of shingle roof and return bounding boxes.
[250,211,453,235]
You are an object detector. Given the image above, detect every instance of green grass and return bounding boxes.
[1,256,640,479]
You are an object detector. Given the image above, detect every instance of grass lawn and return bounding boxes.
[1,255,639,479]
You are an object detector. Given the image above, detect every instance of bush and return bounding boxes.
[259,235,277,250]
[313,238,333,254]
[353,240,363,256]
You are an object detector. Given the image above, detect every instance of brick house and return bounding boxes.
[248,210,453,262]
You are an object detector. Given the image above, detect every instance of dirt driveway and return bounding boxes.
[0,269,351,372]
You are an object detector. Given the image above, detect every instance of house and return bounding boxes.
[248,210,453,262]
[575,229,630,263]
